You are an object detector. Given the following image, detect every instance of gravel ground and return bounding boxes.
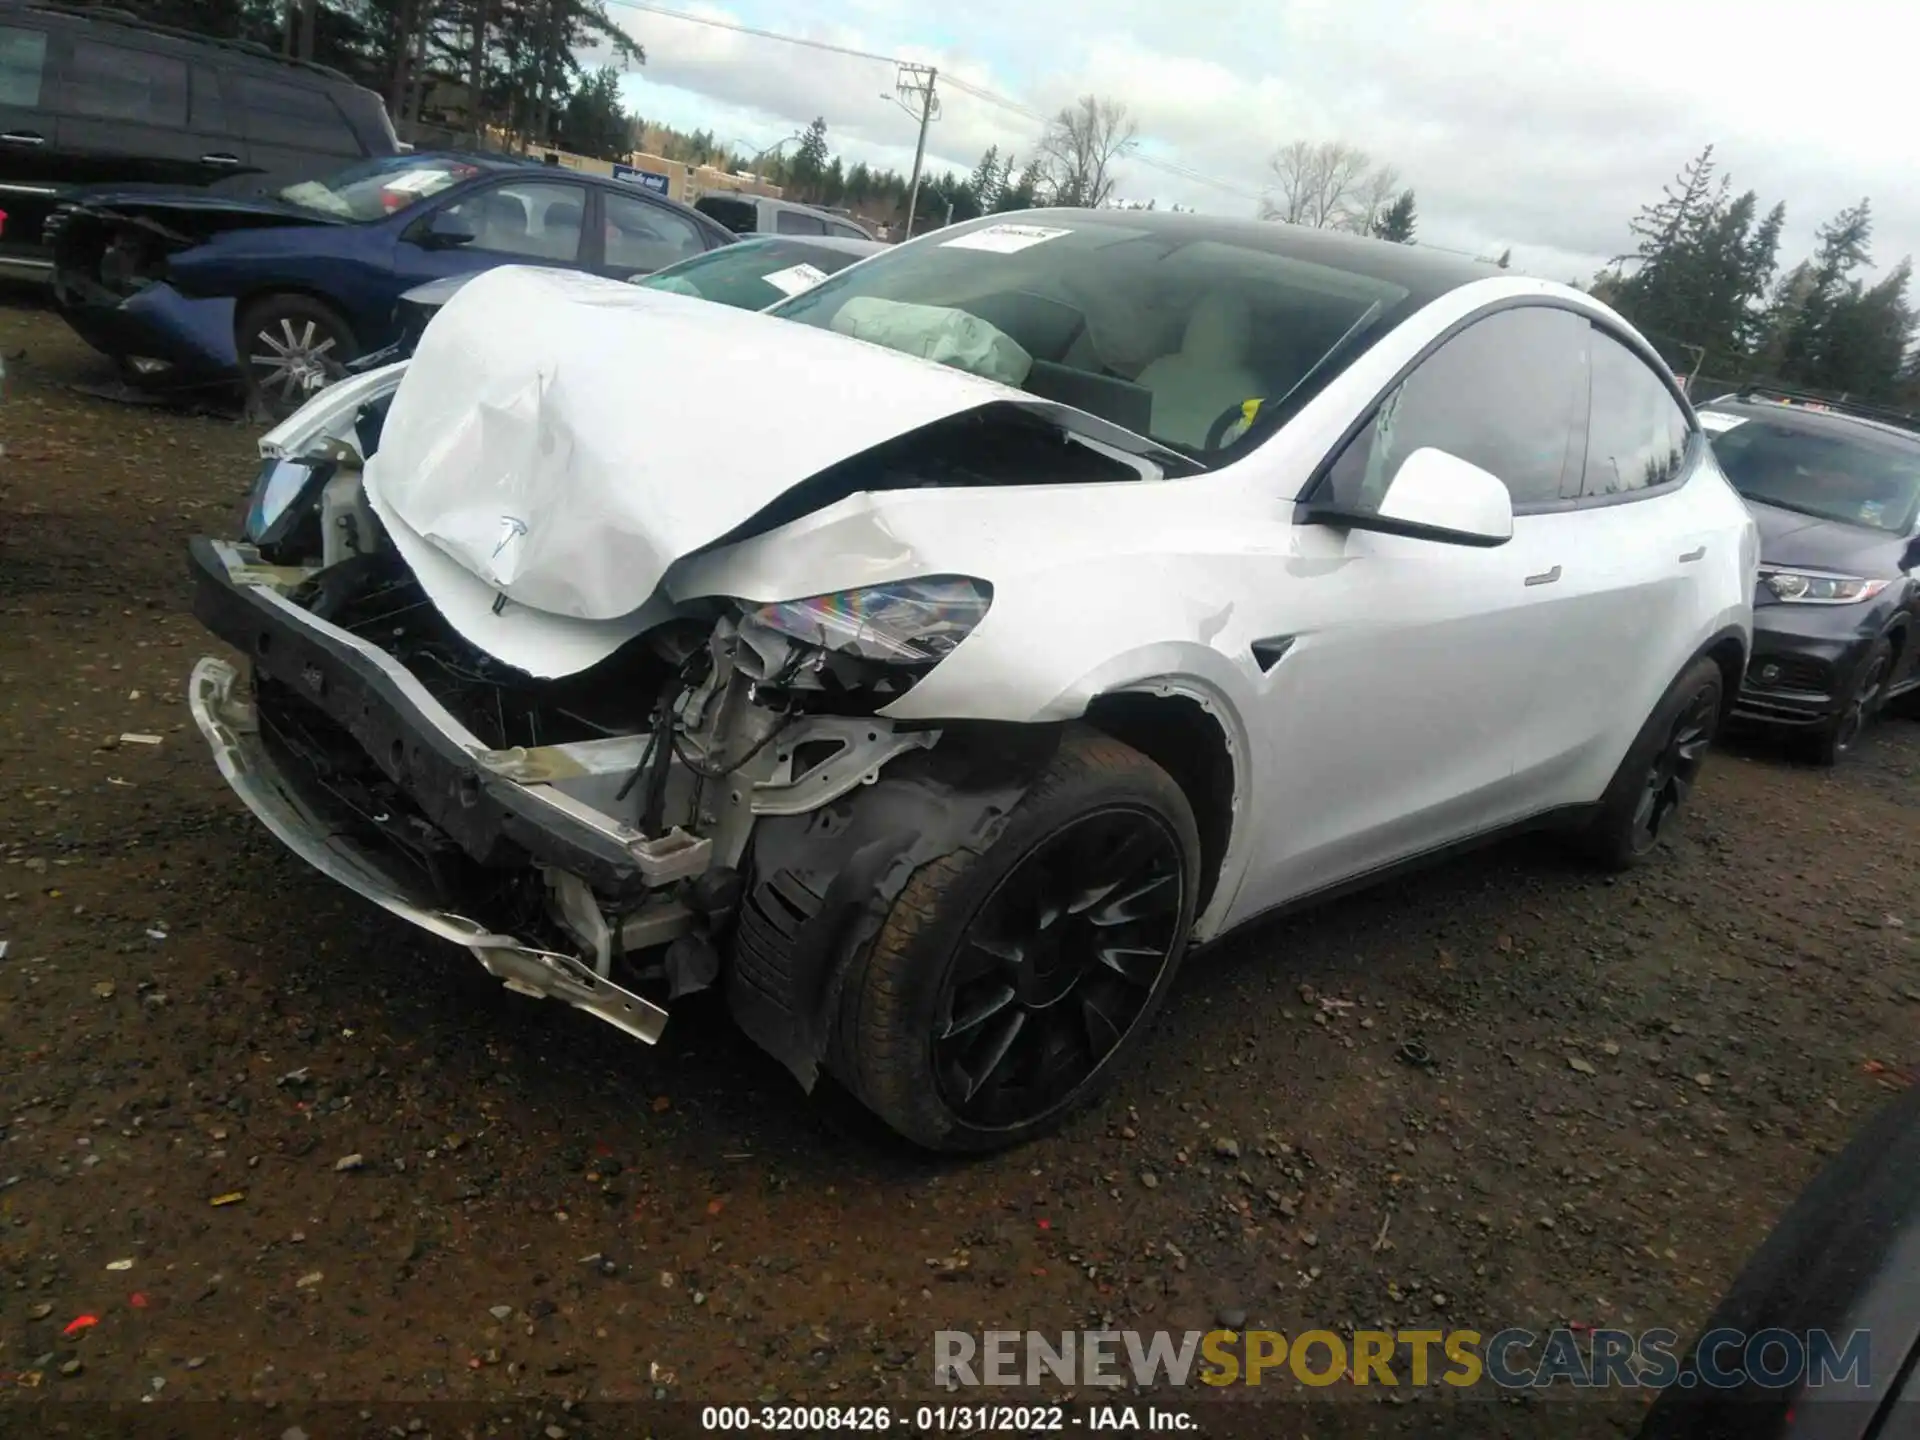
[2,294,1917,1438]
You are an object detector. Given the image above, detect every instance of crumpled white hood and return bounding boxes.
[361,265,1026,650]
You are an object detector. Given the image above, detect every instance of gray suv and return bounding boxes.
[0,1,398,281]
[693,192,875,241]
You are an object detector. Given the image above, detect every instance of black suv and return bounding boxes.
[1697,387,1920,764]
[0,2,398,281]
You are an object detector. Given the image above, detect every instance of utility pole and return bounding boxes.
[889,64,938,240]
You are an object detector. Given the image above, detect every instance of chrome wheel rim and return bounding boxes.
[248,314,343,413]
[931,807,1185,1129]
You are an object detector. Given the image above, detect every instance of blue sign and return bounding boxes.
[612,163,670,196]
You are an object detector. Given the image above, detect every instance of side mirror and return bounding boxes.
[414,210,477,250]
[1300,447,1514,547]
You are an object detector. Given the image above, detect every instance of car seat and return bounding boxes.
[1134,292,1264,449]
[539,198,583,259]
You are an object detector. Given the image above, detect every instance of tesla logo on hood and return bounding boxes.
[491,515,528,561]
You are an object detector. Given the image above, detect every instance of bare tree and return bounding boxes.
[1345,165,1403,235]
[1038,95,1138,208]
[1261,139,1397,231]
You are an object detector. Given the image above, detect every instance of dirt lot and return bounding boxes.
[2,293,1917,1437]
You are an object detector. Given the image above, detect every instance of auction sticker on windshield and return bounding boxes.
[942,223,1073,254]
[761,262,829,297]
[384,169,458,195]
[1698,412,1747,433]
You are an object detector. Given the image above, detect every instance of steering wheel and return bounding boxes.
[1203,400,1255,452]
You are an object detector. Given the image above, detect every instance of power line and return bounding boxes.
[600,0,900,65]
[932,72,1265,203]
[600,1,1268,205]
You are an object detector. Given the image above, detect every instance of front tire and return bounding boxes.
[1792,636,1891,767]
[238,293,358,421]
[831,727,1201,1153]
[1578,656,1723,870]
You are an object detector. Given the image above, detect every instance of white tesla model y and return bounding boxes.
[188,209,1758,1150]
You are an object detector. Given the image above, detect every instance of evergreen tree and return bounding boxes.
[1604,145,1785,374]
[996,157,1045,212]
[790,116,830,197]
[556,66,628,160]
[1372,189,1416,243]
[969,146,1002,211]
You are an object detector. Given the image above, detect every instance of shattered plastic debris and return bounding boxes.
[209,1191,246,1207]
[105,1259,134,1271]
[117,733,163,746]
[62,1315,98,1336]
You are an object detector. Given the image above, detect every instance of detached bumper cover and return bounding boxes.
[188,653,667,1042]
[54,280,239,383]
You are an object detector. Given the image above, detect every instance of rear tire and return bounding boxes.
[237,293,357,422]
[1792,636,1892,766]
[1576,656,1723,871]
[831,727,1200,1153]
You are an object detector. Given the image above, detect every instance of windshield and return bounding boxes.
[277,155,484,221]
[637,238,866,309]
[768,215,1412,460]
[1703,411,1920,535]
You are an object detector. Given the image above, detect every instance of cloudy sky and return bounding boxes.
[597,0,1916,287]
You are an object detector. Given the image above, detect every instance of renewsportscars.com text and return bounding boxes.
[933,1326,1873,1390]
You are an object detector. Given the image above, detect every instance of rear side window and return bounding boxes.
[828,221,867,240]
[774,209,827,236]
[694,194,756,233]
[66,40,188,125]
[603,191,704,272]
[232,75,360,155]
[1582,329,1692,496]
[1322,305,1591,511]
[0,25,47,107]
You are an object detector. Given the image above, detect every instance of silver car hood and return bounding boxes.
[360,264,1178,677]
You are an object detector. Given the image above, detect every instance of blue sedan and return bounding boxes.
[46,151,736,416]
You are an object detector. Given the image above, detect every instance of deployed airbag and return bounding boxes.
[829,296,1033,386]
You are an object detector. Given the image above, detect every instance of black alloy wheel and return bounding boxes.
[1831,642,1891,759]
[930,807,1186,1130]
[1630,681,1720,855]
[1793,636,1894,767]
[830,727,1201,1151]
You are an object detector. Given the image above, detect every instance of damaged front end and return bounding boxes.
[48,197,321,387]
[190,367,1054,1083]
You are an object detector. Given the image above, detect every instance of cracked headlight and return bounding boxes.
[1761,568,1891,605]
[743,577,992,664]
